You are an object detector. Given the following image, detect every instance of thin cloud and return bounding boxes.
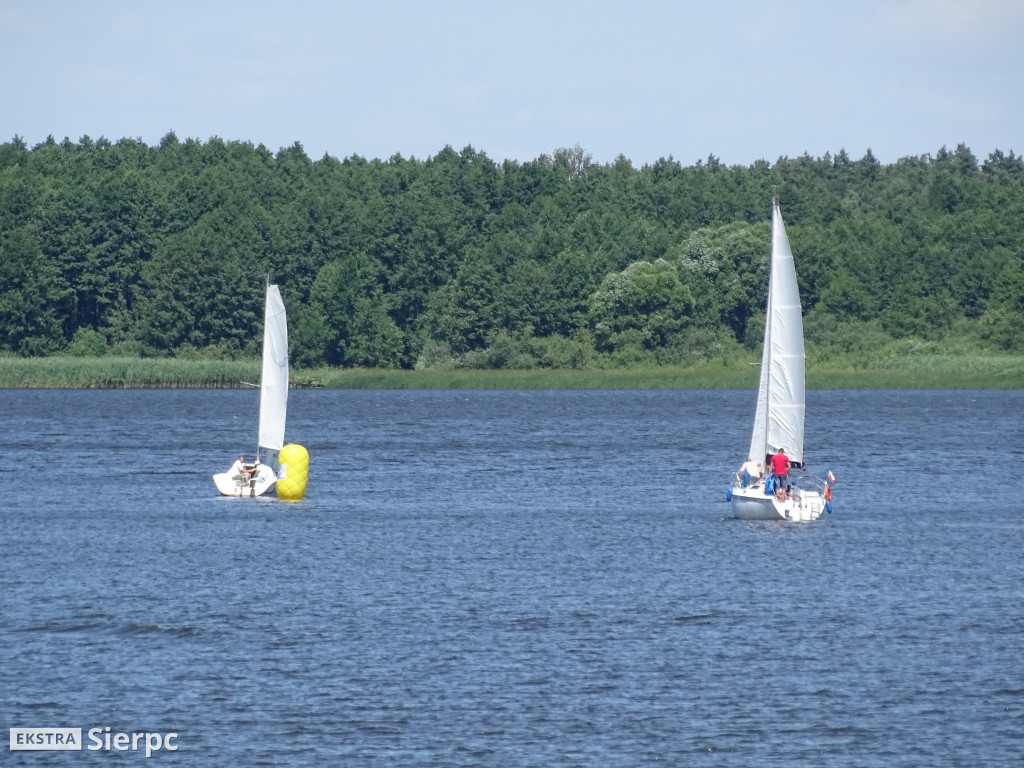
[876,0,1024,45]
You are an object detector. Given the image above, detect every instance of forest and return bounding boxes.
[1,134,1022,370]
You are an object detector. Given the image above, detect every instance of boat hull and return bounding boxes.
[213,472,277,498]
[730,485,826,522]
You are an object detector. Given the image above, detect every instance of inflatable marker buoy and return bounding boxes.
[276,444,309,500]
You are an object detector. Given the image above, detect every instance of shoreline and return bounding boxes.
[1,355,1022,390]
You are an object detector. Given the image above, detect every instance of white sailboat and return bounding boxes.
[729,199,830,522]
[213,282,289,497]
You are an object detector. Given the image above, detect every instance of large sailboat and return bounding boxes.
[213,282,289,497]
[729,199,830,522]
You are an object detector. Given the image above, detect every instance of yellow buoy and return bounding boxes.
[276,444,309,500]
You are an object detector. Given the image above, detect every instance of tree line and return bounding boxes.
[1,134,1022,368]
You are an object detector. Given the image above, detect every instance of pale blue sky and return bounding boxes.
[2,0,1021,166]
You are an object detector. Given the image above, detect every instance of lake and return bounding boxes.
[2,389,1022,766]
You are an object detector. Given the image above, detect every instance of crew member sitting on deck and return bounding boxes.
[739,457,761,487]
[230,455,258,481]
[255,462,275,485]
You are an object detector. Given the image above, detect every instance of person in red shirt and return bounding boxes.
[769,447,790,493]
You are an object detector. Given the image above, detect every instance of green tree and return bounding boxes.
[588,258,693,354]
[423,254,501,353]
[979,259,1024,350]
[310,253,404,367]
[1,134,1023,366]
[135,209,265,355]
[0,227,69,354]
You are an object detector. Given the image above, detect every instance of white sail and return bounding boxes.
[748,200,806,465]
[258,284,288,455]
[212,283,289,498]
[730,199,827,521]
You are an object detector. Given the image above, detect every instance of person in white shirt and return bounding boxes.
[229,455,257,480]
[256,462,275,485]
[739,457,761,487]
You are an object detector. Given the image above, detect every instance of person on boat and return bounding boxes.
[230,455,258,481]
[255,462,275,486]
[739,457,761,487]
[769,447,790,492]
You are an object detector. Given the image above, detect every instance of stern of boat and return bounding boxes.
[781,490,826,522]
[728,470,827,522]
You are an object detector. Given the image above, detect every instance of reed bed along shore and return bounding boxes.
[0,356,260,389]
[1,354,1022,389]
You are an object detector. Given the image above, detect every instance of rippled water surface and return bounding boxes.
[2,389,1022,766]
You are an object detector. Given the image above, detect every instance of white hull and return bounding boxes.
[730,484,826,522]
[213,472,277,498]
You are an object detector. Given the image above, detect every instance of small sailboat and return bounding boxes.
[729,199,831,522]
[213,282,289,497]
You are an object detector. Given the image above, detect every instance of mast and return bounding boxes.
[255,276,269,462]
[763,197,777,463]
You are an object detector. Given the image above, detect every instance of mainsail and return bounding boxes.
[748,200,806,465]
[257,284,288,458]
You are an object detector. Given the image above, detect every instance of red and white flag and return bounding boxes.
[828,471,836,483]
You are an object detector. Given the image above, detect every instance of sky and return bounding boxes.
[2,0,1021,168]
